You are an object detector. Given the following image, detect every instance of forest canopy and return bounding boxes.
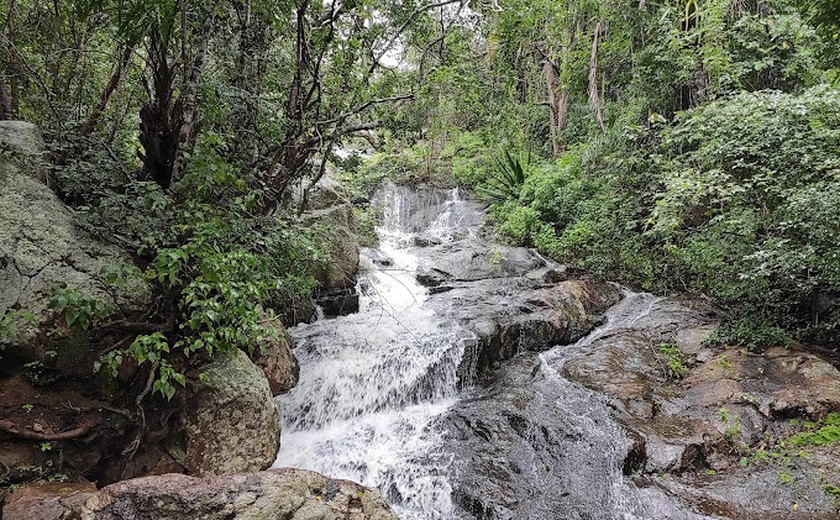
[1,0,839,399]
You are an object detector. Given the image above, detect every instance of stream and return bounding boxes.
[273,184,712,520]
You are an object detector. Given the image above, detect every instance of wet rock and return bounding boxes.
[317,288,361,318]
[556,296,840,518]
[428,278,621,378]
[416,239,546,286]
[301,199,361,319]
[2,469,397,520]
[162,350,280,475]
[443,352,704,520]
[306,204,361,293]
[254,319,300,395]
[413,235,442,247]
[661,466,840,520]
[361,247,392,268]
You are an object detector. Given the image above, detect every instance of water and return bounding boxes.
[274,185,478,518]
[534,292,702,520]
[274,184,710,519]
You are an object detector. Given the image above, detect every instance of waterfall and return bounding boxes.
[274,184,479,519]
[274,184,713,520]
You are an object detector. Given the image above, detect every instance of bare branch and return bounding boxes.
[368,0,461,74]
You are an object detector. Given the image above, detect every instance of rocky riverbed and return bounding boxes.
[273,183,840,519]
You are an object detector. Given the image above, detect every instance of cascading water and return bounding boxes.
[274,185,479,519]
[274,184,713,520]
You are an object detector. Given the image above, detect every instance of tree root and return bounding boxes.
[0,418,95,441]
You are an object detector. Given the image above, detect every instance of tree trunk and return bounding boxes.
[6,0,18,117]
[543,61,568,157]
[138,25,179,189]
[588,21,605,133]
[169,14,213,192]
[0,80,11,119]
[80,44,133,135]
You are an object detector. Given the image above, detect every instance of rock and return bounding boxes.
[553,295,840,518]
[254,319,300,395]
[3,481,96,520]
[298,177,360,302]
[163,350,280,475]
[443,352,704,520]
[302,204,361,318]
[360,247,392,268]
[0,124,150,368]
[0,121,44,159]
[2,469,398,520]
[427,277,621,378]
[413,235,442,247]
[415,238,547,286]
[441,291,840,519]
[308,206,360,291]
[309,176,351,210]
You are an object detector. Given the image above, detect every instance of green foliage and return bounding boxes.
[477,151,529,205]
[779,469,796,484]
[0,310,36,341]
[789,413,840,447]
[713,317,794,349]
[486,86,840,341]
[657,342,689,380]
[48,289,112,331]
[95,196,321,398]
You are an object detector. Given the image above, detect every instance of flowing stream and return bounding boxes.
[273,185,709,520]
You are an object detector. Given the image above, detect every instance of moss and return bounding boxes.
[790,413,840,447]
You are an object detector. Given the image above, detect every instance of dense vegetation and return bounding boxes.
[360,0,840,346]
[1,0,838,407]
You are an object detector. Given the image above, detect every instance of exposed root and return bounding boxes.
[0,418,95,441]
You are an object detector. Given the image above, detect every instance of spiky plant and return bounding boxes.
[477,150,528,205]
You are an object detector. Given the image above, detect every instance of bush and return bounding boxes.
[485,85,840,341]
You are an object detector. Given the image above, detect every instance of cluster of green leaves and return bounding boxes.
[789,413,840,447]
[489,86,839,343]
[86,141,326,399]
[48,289,113,331]
[477,151,529,205]
[657,342,689,380]
[711,316,794,350]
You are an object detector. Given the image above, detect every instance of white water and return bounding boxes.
[535,292,685,520]
[274,186,474,518]
[274,186,709,520]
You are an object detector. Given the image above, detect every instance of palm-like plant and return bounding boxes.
[477,150,528,205]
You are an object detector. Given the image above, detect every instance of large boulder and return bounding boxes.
[427,272,622,378]
[254,319,300,395]
[162,350,281,475]
[0,121,44,160]
[302,185,362,317]
[0,122,150,368]
[2,469,398,520]
[415,239,547,286]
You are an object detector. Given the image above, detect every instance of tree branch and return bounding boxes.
[368,0,461,74]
